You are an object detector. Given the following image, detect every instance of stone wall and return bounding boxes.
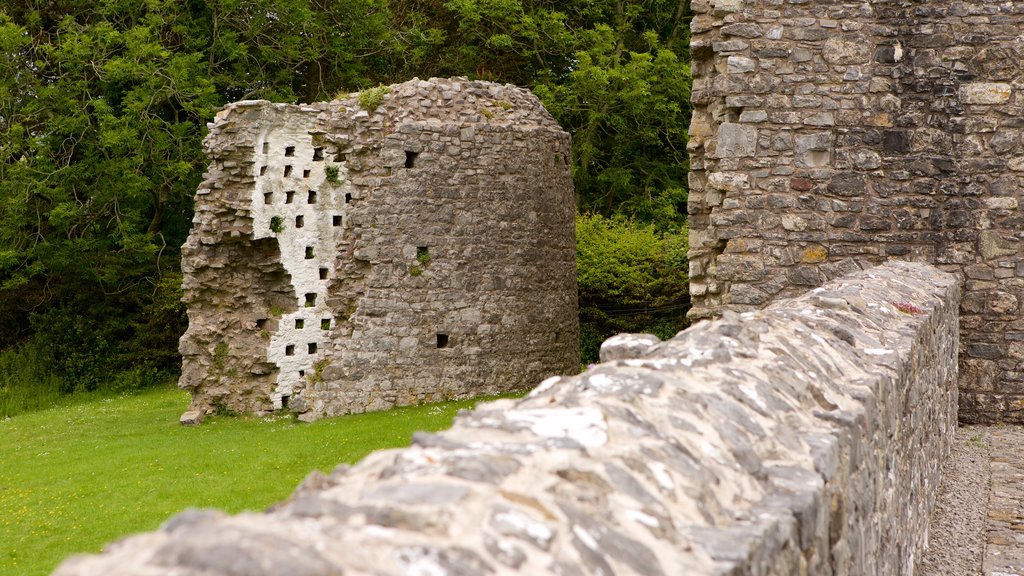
[178,78,578,422]
[57,261,960,575]
[687,0,1024,423]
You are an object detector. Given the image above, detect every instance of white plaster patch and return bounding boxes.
[250,120,351,406]
[504,407,608,448]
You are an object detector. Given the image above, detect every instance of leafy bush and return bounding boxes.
[576,213,689,364]
[358,85,390,112]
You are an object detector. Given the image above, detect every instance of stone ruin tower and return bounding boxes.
[178,78,578,422]
[689,0,1024,422]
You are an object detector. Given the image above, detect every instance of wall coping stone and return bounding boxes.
[56,260,960,575]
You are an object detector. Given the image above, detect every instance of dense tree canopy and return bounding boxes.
[0,0,690,397]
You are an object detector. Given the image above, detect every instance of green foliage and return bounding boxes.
[0,386,514,575]
[270,215,284,233]
[324,165,340,185]
[0,0,693,402]
[576,213,689,364]
[416,247,432,267]
[358,84,390,111]
[387,0,692,229]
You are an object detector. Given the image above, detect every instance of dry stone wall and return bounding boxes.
[688,0,1024,423]
[57,261,960,575]
[178,78,578,422]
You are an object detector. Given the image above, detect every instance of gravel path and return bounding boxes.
[919,425,991,576]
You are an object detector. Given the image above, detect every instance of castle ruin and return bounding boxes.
[688,0,1024,423]
[177,78,578,422]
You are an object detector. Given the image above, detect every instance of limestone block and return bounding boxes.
[822,38,872,65]
[960,83,1013,105]
[715,123,758,158]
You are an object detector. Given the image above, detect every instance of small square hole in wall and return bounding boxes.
[260,166,268,176]
[282,394,290,408]
[336,151,347,162]
[303,169,311,178]
[313,147,324,161]
[405,151,419,168]
[305,246,315,259]
[297,371,304,378]
[262,143,269,154]
[263,192,273,205]
[285,146,295,157]
[416,246,429,260]
[308,190,317,204]
[285,191,295,204]
[304,293,316,307]
[436,333,449,348]
[285,344,295,356]
[332,215,342,226]
[295,318,304,329]
[319,267,328,280]
[295,215,304,228]
[284,165,293,177]
[344,193,352,204]
[321,318,331,330]
[256,318,267,329]
[308,342,318,354]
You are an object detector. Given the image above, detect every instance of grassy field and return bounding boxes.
[0,385,493,575]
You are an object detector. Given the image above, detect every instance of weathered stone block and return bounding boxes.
[960,83,1013,105]
[715,123,758,158]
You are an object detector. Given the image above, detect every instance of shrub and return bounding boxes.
[358,85,390,112]
[576,213,690,364]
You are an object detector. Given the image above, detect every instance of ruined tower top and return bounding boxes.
[178,78,579,422]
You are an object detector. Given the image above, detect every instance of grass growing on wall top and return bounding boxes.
[0,385,499,576]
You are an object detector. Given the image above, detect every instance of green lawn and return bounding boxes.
[0,386,492,575]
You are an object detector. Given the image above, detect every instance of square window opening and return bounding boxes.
[295,319,304,329]
[332,215,342,226]
[284,165,293,177]
[319,268,328,280]
[405,151,419,168]
[262,142,269,154]
[308,190,317,204]
[313,147,324,161]
[336,151,347,162]
[285,191,295,204]
[321,319,331,330]
[256,318,267,329]
[436,333,449,348]
[285,344,295,356]
[304,293,317,307]
[295,215,304,228]
[259,166,268,176]
[303,169,311,178]
[281,394,290,409]
[344,193,352,204]
[308,342,318,354]
[305,246,315,259]
[263,192,273,205]
[285,146,295,157]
